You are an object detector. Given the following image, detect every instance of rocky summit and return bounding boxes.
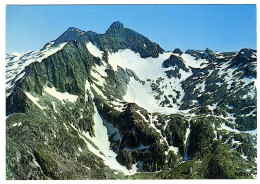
[6,21,257,179]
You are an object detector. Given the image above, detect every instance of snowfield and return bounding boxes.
[108,49,194,114]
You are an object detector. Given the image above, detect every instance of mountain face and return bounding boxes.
[6,21,257,179]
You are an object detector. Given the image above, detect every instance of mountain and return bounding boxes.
[6,21,257,179]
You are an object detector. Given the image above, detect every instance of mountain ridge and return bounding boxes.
[6,21,257,179]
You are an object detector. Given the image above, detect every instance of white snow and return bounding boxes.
[78,147,83,152]
[90,61,107,86]
[70,106,138,175]
[63,122,69,132]
[15,72,25,82]
[108,100,125,112]
[108,49,195,114]
[91,84,107,100]
[181,54,208,69]
[232,140,242,145]
[125,145,149,152]
[52,102,58,113]
[194,80,206,93]
[216,82,222,86]
[108,49,172,80]
[208,103,217,111]
[124,78,159,110]
[241,129,257,136]
[136,110,149,122]
[12,122,22,127]
[218,123,240,133]
[149,123,162,135]
[123,77,179,114]
[43,86,78,103]
[85,80,91,92]
[183,123,191,161]
[82,165,91,170]
[24,92,44,110]
[86,42,103,58]
[85,82,94,100]
[168,146,179,155]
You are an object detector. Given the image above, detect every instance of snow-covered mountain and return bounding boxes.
[6,21,257,179]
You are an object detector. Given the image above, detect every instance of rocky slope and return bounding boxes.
[6,21,257,179]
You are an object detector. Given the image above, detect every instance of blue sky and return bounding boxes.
[6,5,256,54]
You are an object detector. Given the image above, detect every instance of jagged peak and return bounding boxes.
[54,27,85,45]
[106,21,124,33]
[173,48,183,55]
[205,48,213,53]
[65,27,84,33]
[239,48,256,55]
[110,21,124,28]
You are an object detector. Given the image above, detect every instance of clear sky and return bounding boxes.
[6,4,256,54]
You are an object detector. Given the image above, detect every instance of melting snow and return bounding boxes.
[208,103,217,111]
[71,106,138,175]
[183,123,191,161]
[241,129,257,136]
[90,60,107,86]
[124,77,180,114]
[181,54,208,68]
[44,86,78,103]
[109,49,194,114]
[168,146,179,155]
[78,147,83,152]
[108,49,172,80]
[12,122,22,127]
[91,84,107,100]
[86,42,103,58]
[125,145,149,152]
[218,123,240,133]
[24,92,44,110]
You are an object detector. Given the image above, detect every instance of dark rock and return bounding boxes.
[162,54,189,72]
[173,48,183,55]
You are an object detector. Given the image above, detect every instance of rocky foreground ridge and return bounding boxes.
[6,21,257,179]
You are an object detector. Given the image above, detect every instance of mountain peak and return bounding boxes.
[54,27,85,45]
[65,27,85,34]
[66,27,78,31]
[110,21,124,28]
[106,21,124,33]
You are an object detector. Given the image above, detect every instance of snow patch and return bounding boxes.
[12,122,22,127]
[86,42,103,58]
[78,147,83,152]
[168,146,179,155]
[24,92,44,110]
[181,54,208,68]
[183,124,191,161]
[71,106,137,175]
[218,123,240,133]
[44,86,78,103]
